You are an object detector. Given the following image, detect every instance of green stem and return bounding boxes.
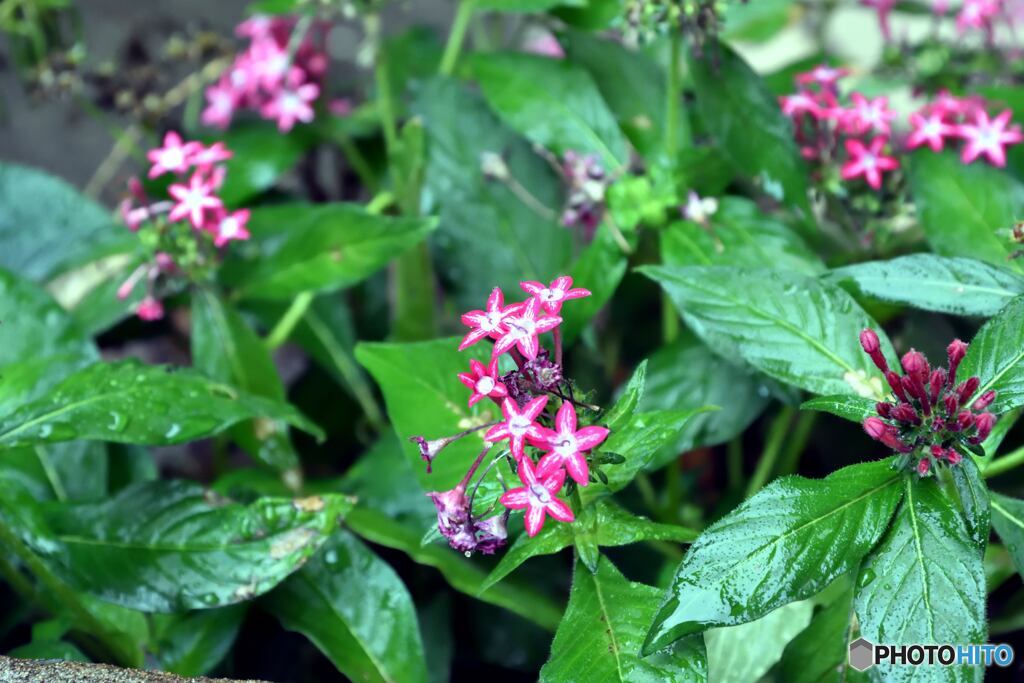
[335,133,380,195]
[374,57,398,155]
[265,291,315,351]
[777,410,817,476]
[635,472,660,518]
[982,445,1024,479]
[365,190,395,215]
[746,406,794,498]
[661,292,679,344]
[439,0,477,77]
[665,28,683,167]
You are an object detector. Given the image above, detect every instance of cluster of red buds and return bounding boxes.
[781,65,1023,190]
[414,277,614,555]
[202,14,349,132]
[859,329,997,476]
[117,132,248,320]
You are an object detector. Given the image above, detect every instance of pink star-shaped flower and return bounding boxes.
[956,110,1024,167]
[459,287,523,351]
[779,91,821,120]
[201,81,237,130]
[907,110,956,152]
[261,81,320,132]
[493,298,561,360]
[535,402,609,486]
[841,137,899,190]
[956,0,999,32]
[795,64,849,89]
[844,93,896,136]
[136,296,164,321]
[147,131,200,179]
[250,37,292,89]
[499,456,574,537]
[520,276,591,315]
[213,209,251,247]
[191,142,233,170]
[485,396,549,460]
[457,358,508,407]
[168,172,223,228]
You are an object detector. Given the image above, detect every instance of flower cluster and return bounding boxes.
[863,0,1020,41]
[859,329,997,476]
[117,132,248,320]
[780,66,1024,191]
[558,151,610,235]
[415,277,613,554]
[202,15,331,132]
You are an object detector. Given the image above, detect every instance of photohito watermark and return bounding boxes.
[849,638,1015,671]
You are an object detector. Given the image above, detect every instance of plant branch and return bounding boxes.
[265,291,315,351]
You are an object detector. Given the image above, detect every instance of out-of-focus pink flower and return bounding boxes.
[956,109,1024,167]
[956,0,1000,32]
[841,137,899,189]
[485,396,549,460]
[493,297,562,360]
[535,402,609,486]
[499,457,574,537]
[525,33,564,59]
[168,173,223,228]
[860,0,897,39]
[147,131,200,179]
[459,287,522,351]
[520,276,591,315]
[779,91,822,120]
[136,296,164,321]
[328,98,353,116]
[261,81,320,132]
[843,93,896,136]
[458,358,508,407]
[192,142,234,170]
[213,209,251,247]
[795,64,849,89]
[201,82,238,129]
[907,110,956,152]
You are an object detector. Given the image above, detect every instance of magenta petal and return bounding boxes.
[575,426,610,450]
[535,316,562,333]
[565,288,591,300]
[459,328,489,351]
[525,505,546,537]
[501,489,529,509]
[493,333,517,356]
[485,424,510,442]
[518,335,539,360]
[556,402,576,433]
[536,453,562,478]
[457,373,477,390]
[523,395,549,420]
[546,498,574,523]
[520,280,544,295]
[469,359,486,376]
[541,467,565,493]
[486,287,504,312]
[565,454,589,486]
[468,393,484,407]
[491,383,508,398]
[553,276,573,291]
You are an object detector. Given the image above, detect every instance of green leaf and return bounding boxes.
[705,600,814,683]
[0,360,323,447]
[214,122,314,207]
[541,556,707,683]
[660,197,822,275]
[908,150,1024,273]
[951,458,990,550]
[29,480,353,612]
[958,294,1024,414]
[561,29,684,162]
[639,334,770,467]
[800,395,877,423]
[855,478,987,683]
[224,203,436,300]
[470,52,628,167]
[345,506,563,631]
[827,254,1024,317]
[779,583,867,683]
[643,265,893,398]
[722,0,794,43]
[0,442,108,502]
[265,530,429,683]
[0,163,133,281]
[355,338,496,490]
[415,76,572,310]
[152,605,246,677]
[688,41,809,214]
[990,492,1024,578]
[482,499,697,591]
[604,361,647,432]
[559,221,629,343]
[644,459,903,653]
[191,289,299,473]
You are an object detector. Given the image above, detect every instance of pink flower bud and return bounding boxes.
[973,412,995,443]
[136,296,164,321]
[947,339,968,384]
[876,402,893,418]
[957,411,976,431]
[886,371,908,402]
[929,369,944,403]
[901,350,929,380]
[958,377,980,404]
[917,458,931,476]
[863,417,888,440]
[946,449,962,465]
[972,390,996,411]
[892,403,920,424]
[860,328,881,354]
[944,394,959,416]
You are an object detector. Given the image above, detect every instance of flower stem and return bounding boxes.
[665,28,683,168]
[439,0,477,77]
[746,406,794,498]
[553,326,563,367]
[982,445,1024,479]
[460,445,493,490]
[265,291,315,351]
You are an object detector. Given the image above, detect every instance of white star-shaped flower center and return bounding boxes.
[475,376,495,395]
[539,288,563,304]
[508,414,532,437]
[554,434,578,458]
[529,483,552,505]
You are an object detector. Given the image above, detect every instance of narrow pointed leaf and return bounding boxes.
[951,458,990,550]
[958,294,1024,413]
[800,395,877,423]
[990,492,1024,578]
[644,459,903,653]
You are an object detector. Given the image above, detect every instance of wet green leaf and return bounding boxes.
[152,606,246,677]
[800,395,877,423]
[779,583,867,683]
[990,492,1024,579]
[541,556,707,683]
[827,255,1024,317]
[950,458,990,551]
[705,600,813,683]
[265,530,429,683]
[644,459,903,652]
[958,294,1024,414]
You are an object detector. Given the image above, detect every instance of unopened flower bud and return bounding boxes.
[929,369,944,404]
[917,458,931,476]
[480,151,510,181]
[892,403,920,424]
[958,377,980,404]
[876,402,893,418]
[901,350,929,381]
[972,390,996,411]
[859,328,881,354]
[972,412,995,443]
[886,371,908,402]
[411,434,457,474]
[946,449,963,465]
[863,417,888,440]
[944,393,959,416]
[947,339,968,383]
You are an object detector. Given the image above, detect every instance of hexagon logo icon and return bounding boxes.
[849,637,875,671]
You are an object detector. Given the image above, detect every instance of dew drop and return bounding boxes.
[108,411,128,432]
[165,423,181,439]
[201,592,220,606]
[858,568,876,587]
[324,549,338,565]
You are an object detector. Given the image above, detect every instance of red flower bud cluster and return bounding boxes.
[859,329,996,476]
